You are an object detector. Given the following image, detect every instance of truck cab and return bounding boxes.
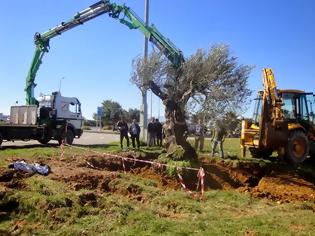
[37,92,84,143]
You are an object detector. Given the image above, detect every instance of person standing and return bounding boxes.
[155,118,163,147]
[211,120,227,158]
[116,118,129,149]
[147,118,156,147]
[194,119,206,152]
[129,119,141,149]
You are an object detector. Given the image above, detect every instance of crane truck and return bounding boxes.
[0,0,184,148]
[240,68,315,164]
[0,92,83,147]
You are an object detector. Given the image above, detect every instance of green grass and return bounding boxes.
[1,139,315,235]
[1,173,315,235]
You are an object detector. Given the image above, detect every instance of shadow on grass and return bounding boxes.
[72,143,118,149]
[0,143,59,150]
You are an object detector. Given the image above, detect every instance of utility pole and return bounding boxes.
[150,90,153,118]
[59,77,65,93]
[140,0,149,141]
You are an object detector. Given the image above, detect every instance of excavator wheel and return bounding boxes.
[249,147,273,159]
[285,131,309,164]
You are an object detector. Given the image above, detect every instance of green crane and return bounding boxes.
[25,0,184,105]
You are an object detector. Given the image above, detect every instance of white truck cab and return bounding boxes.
[37,92,84,144]
[38,92,83,131]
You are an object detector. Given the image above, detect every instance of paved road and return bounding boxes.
[0,131,120,148]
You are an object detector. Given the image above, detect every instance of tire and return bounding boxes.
[38,136,51,145]
[59,129,74,145]
[285,131,309,164]
[249,147,273,158]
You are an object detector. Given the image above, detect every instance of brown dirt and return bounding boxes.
[201,159,315,203]
[247,174,315,203]
[1,154,315,204]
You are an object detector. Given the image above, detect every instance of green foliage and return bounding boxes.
[99,100,140,125]
[166,144,185,161]
[102,99,124,125]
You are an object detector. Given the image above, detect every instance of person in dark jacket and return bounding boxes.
[116,118,129,149]
[129,119,141,149]
[147,118,156,147]
[155,118,163,147]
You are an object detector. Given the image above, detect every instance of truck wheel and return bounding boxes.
[38,137,51,145]
[285,131,309,164]
[249,147,273,158]
[59,129,74,145]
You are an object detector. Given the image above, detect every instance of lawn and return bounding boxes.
[0,139,314,235]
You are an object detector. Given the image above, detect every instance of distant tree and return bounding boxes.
[96,100,140,125]
[224,111,240,134]
[127,108,140,122]
[131,44,252,159]
[102,100,124,125]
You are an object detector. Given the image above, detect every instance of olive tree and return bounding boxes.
[131,44,252,159]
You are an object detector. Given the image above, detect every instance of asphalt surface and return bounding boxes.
[0,131,120,148]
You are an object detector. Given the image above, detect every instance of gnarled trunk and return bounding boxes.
[163,98,197,160]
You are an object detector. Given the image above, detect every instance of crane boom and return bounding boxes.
[25,0,184,105]
[109,3,184,68]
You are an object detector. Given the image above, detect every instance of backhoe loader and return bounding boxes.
[241,68,315,164]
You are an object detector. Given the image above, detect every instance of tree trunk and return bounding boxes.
[163,98,197,160]
[149,81,196,160]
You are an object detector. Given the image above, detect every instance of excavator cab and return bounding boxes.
[252,92,263,125]
[307,94,315,125]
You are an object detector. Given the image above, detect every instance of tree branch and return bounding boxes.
[148,81,168,100]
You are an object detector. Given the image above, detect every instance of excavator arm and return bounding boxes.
[25,0,184,105]
[262,68,284,125]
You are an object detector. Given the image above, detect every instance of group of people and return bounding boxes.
[194,119,227,158]
[116,117,163,149]
[147,118,163,147]
[116,118,141,149]
[116,116,227,158]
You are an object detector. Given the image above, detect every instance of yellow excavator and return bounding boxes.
[240,68,315,164]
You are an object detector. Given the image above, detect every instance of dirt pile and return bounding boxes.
[248,174,315,202]
[202,159,315,203]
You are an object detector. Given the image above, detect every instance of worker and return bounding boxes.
[116,118,129,149]
[129,119,141,149]
[211,120,227,158]
[147,118,156,147]
[194,119,206,152]
[155,118,163,147]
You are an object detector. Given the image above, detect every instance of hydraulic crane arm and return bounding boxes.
[108,3,184,69]
[25,0,185,105]
[25,1,112,105]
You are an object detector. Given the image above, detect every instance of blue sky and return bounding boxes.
[1,0,314,119]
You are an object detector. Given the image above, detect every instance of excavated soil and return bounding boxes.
[1,153,315,204]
